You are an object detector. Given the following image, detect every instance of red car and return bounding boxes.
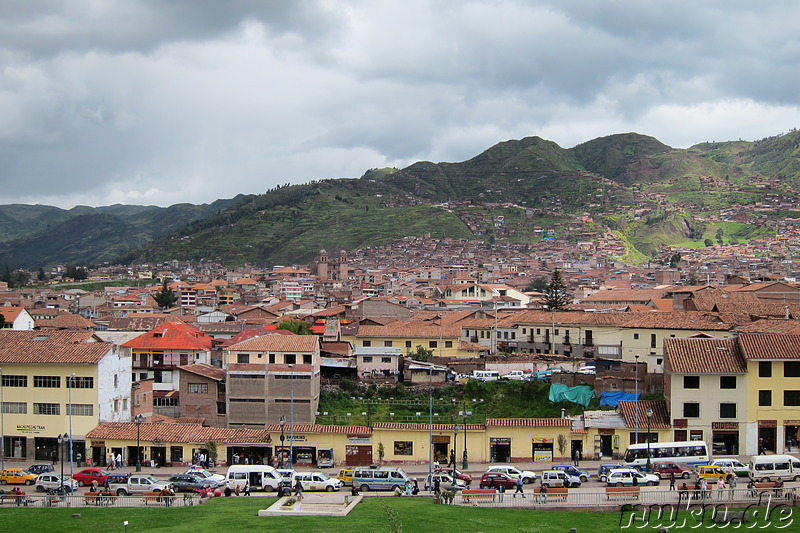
[73,468,112,487]
[479,472,516,489]
[434,467,472,484]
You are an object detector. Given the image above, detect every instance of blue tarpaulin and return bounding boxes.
[548,383,596,407]
[599,391,640,407]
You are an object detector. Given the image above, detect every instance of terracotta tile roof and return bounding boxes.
[617,312,736,331]
[617,400,671,429]
[86,422,275,443]
[228,363,267,372]
[735,319,800,335]
[738,333,800,360]
[581,289,671,303]
[372,423,483,431]
[178,363,226,381]
[357,321,462,338]
[122,321,213,351]
[265,424,372,435]
[0,330,98,343]
[0,307,26,321]
[664,338,746,373]
[459,340,489,352]
[485,418,571,427]
[227,335,319,352]
[36,313,96,330]
[0,332,112,364]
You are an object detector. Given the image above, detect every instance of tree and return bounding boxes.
[541,269,572,311]
[557,434,567,458]
[65,265,88,280]
[37,268,47,282]
[411,345,433,362]
[704,238,714,247]
[377,442,385,466]
[152,278,178,309]
[715,228,724,245]
[277,319,312,335]
[524,275,548,292]
[669,252,682,268]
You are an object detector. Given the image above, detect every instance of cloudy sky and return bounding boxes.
[2,1,800,209]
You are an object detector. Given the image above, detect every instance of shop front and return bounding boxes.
[758,420,777,454]
[2,436,27,459]
[490,437,511,463]
[712,422,740,456]
[784,420,800,453]
[227,446,273,466]
[432,435,450,464]
[532,438,554,462]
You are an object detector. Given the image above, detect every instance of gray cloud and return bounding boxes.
[1,0,799,208]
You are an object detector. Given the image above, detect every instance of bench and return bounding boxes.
[534,487,569,502]
[752,482,783,497]
[462,488,496,503]
[605,486,641,500]
[142,492,175,506]
[84,492,116,506]
[0,492,33,506]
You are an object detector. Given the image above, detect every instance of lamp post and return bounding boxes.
[288,364,294,468]
[452,424,460,486]
[133,414,143,472]
[58,433,67,496]
[0,367,4,473]
[645,408,653,472]
[68,373,75,480]
[634,354,640,443]
[458,399,481,470]
[279,415,286,468]
[428,365,433,493]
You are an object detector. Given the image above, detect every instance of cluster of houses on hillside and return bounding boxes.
[3,263,800,468]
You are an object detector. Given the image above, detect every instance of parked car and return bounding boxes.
[484,465,537,483]
[695,465,729,481]
[0,468,37,485]
[184,466,226,485]
[168,473,217,493]
[434,466,472,484]
[501,370,529,381]
[27,464,55,475]
[290,471,342,492]
[710,459,749,477]
[551,465,589,482]
[606,468,659,487]
[337,468,354,486]
[425,472,466,490]
[597,463,624,483]
[652,461,692,479]
[35,473,78,493]
[72,468,112,487]
[478,472,517,489]
[541,470,581,488]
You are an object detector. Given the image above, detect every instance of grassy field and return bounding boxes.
[0,496,794,533]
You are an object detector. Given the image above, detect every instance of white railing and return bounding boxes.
[1,493,202,508]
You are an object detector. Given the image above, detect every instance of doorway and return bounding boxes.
[490,438,511,463]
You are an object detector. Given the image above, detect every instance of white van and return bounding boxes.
[472,370,500,382]
[748,454,800,482]
[225,464,282,491]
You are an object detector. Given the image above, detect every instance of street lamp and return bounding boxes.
[428,365,433,493]
[279,415,286,468]
[133,414,144,472]
[645,408,653,472]
[452,424,460,486]
[0,367,4,473]
[288,364,294,469]
[634,354,640,443]
[68,373,75,480]
[458,399,482,470]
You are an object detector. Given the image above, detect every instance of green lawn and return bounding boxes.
[0,496,795,532]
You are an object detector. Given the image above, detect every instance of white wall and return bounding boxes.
[98,345,132,422]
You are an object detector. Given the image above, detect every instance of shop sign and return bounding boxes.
[712,422,739,430]
[432,436,451,443]
[16,424,45,434]
[490,437,511,443]
[534,450,553,462]
[288,435,307,442]
[673,419,688,428]
[783,420,800,426]
[91,441,106,447]
[346,436,371,444]
[758,420,777,428]
[531,438,553,444]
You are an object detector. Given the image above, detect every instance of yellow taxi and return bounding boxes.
[696,465,728,481]
[337,468,354,486]
[0,468,38,486]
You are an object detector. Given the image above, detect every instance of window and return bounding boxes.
[384,341,393,347]
[719,403,737,418]
[217,401,226,415]
[536,328,541,335]
[720,376,736,389]
[154,397,179,407]
[362,356,373,363]
[785,361,800,377]
[33,403,60,415]
[683,376,700,389]
[114,375,119,388]
[34,376,61,388]
[237,354,249,364]
[690,430,703,441]
[363,341,372,347]
[650,334,657,348]
[394,441,413,455]
[445,341,453,348]
[683,403,700,418]
[67,404,94,416]
[188,383,208,394]
[633,333,639,340]
[2,402,27,414]
[381,357,391,363]
[784,390,800,406]
[759,361,772,377]
[1,375,27,387]
[429,341,438,349]
[405,341,412,348]
[759,390,772,406]
[303,353,312,364]
[67,376,94,389]
[284,354,296,364]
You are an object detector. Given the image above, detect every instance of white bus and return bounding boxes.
[624,441,710,469]
[225,464,282,491]
[471,370,500,382]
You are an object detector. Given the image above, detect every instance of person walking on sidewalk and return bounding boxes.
[669,472,676,491]
[513,476,525,498]
[572,449,580,467]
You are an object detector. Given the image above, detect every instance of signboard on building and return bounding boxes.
[346,436,371,444]
[16,425,45,434]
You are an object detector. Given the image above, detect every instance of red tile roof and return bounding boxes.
[372,423,484,431]
[617,400,671,429]
[227,335,319,352]
[122,321,213,351]
[178,363,226,381]
[0,331,112,364]
[664,338,746,373]
[485,418,571,427]
[738,333,800,360]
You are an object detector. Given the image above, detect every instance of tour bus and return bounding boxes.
[225,464,282,491]
[748,454,800,482]
[624,440,710,469]
[471,370,500,382]
[352,467,411,491]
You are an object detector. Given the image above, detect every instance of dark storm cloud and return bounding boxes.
[0,1,798,208]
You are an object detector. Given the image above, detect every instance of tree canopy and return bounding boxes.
[541,269,572,311]
[277,319,313,335]
[152,278,178,309]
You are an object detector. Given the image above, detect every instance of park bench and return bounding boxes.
[533,487,569,502]
[0,492,33,506]
[142,491,172,506]
[753,481,781,497]
[605,486,641,500]
[462,488,496,503]
[85,492,116,506]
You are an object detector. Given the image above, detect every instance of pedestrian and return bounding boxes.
[700,478,708,499]
[678,482,688,502]
[717,477,726,500]
[294,479,303,500]
[91,479,99,492]
[52,449,58,465]
[669,472,676,491]
[116,452,122,469]
[758,438,766,455]
[76,452,82,467]
[537,483,547,504]
[244,482,250,496]
[496,480,505,503]
[729,473,737,500]
[433,477,440,494]
[513,476,525,498]
[632,473,639,487]
[747,480,757,498]
[573,449,580,467]
[104,477,110,491]
[448,449,455,468]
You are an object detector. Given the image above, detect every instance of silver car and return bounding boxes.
[35,473,78,493]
